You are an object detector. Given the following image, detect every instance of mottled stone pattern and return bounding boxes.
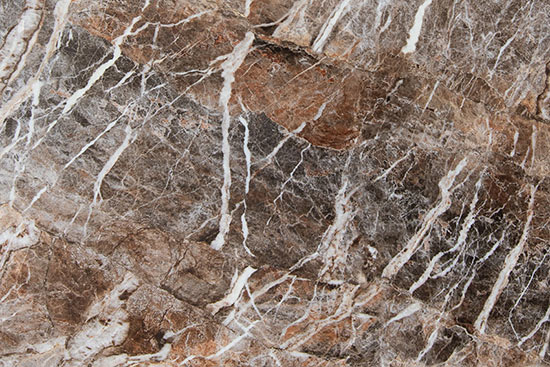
[1,0,550,366]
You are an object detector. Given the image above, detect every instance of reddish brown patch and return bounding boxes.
[45,239,110,332]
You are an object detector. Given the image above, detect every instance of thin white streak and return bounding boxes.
[280,285,318,339]
[318,177,356,282]
[26,79,42,147]
[384,303,421,327]
[474,184,537,334]
[8,159,25,206]
[91,125,135,207]
[240,206,254,256]
[63,104,132,170]
[479,229,506,264]
[509,252,548,340]
[82,125,135,235]
[373,149,412,182]
[239,115,254,256]
[274,144,310,204]
[374,0,390,32]
[510,130,519,157]
[520,146,530,169]
[239,116,252,194]
[313,101,328,121]
[0,0,70,128]
[23,185,48,213]
[106,69,136,93]
[127,344,171,363]
[416,324,439,362]
[207,321,258,359]
[409,172,482,293]
[290,174,357,272]
[489,31,518,78]
[281,284,380,350]
[210,32,254,251]
[312,0,352,53]
[63,11,210,115]
[258,122,306,167]
[422,80,440,113]
[530,124,537,170]
[382,157,468,279]
[226,273,291,325]
[0,0,44,94]
[61,16,142,114]
[518,303,550,346]
[272,0,309,39]
[207,266,257,315]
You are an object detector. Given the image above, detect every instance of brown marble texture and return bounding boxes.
[1,0,550,366]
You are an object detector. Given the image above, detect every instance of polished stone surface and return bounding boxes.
[1,0,550,365]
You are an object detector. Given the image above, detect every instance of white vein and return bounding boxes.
[272,0,309,40]
[273,143,310,204]
[519,302,550,347]
[530,124,537,170]
[0,0,70,128]
[474,184,537,334]
[0,0,44,94]
[280,284,317,339]
[106,69,136,94]
[244,0,254,17]
[512,253,549,343]
[258,122,306,168]
[210,32,254,251]
[290,175,359,273]
[382,157,468,279]
[422,80,440,113]
[373,149,412,183]
[63,103,133,170]
[510,129,519,157]
[64,11,210,115]
[313,101,328,121]
[61,16,143,114]
[401,0,433,54]
[318,177,357,284]
[489,31,518,78]
[237,114,254,256]
[26,79,42,147]
[92,125,134,207]
[384,303,422,327]
[409,172,482,293]
[83,125,135,235]
[22,185,48,213]
[374,0,391,32]
[311,0,352,53]
[416,324,440,362]
[239,116,252,195]
[0,218,40,272]
[280,284,380,350]
[67,274,139,362]
[207,266,257,315]
[208,321,258,360]
[225,273,291,326]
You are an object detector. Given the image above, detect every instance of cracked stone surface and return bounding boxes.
[1,0,550,366]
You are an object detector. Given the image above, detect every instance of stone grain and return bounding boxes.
[1,0,550,366]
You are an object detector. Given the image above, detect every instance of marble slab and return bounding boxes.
[1,0,550,365]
